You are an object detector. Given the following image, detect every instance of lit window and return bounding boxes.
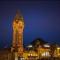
[42,52,50,57]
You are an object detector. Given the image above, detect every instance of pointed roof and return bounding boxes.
[14,10,24,22]
[31,38,47,46]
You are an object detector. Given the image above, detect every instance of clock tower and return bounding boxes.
[11,10,24,58]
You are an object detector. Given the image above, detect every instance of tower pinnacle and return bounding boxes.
[14,10,24,22]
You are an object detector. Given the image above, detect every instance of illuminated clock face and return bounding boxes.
[13,20,24,33]
[17,21,24,33]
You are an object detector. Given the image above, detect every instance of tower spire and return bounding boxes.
[14,10,23,22]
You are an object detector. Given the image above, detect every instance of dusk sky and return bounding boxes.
[0,0,60,48]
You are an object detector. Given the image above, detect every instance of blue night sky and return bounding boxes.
[0,0,60,48]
